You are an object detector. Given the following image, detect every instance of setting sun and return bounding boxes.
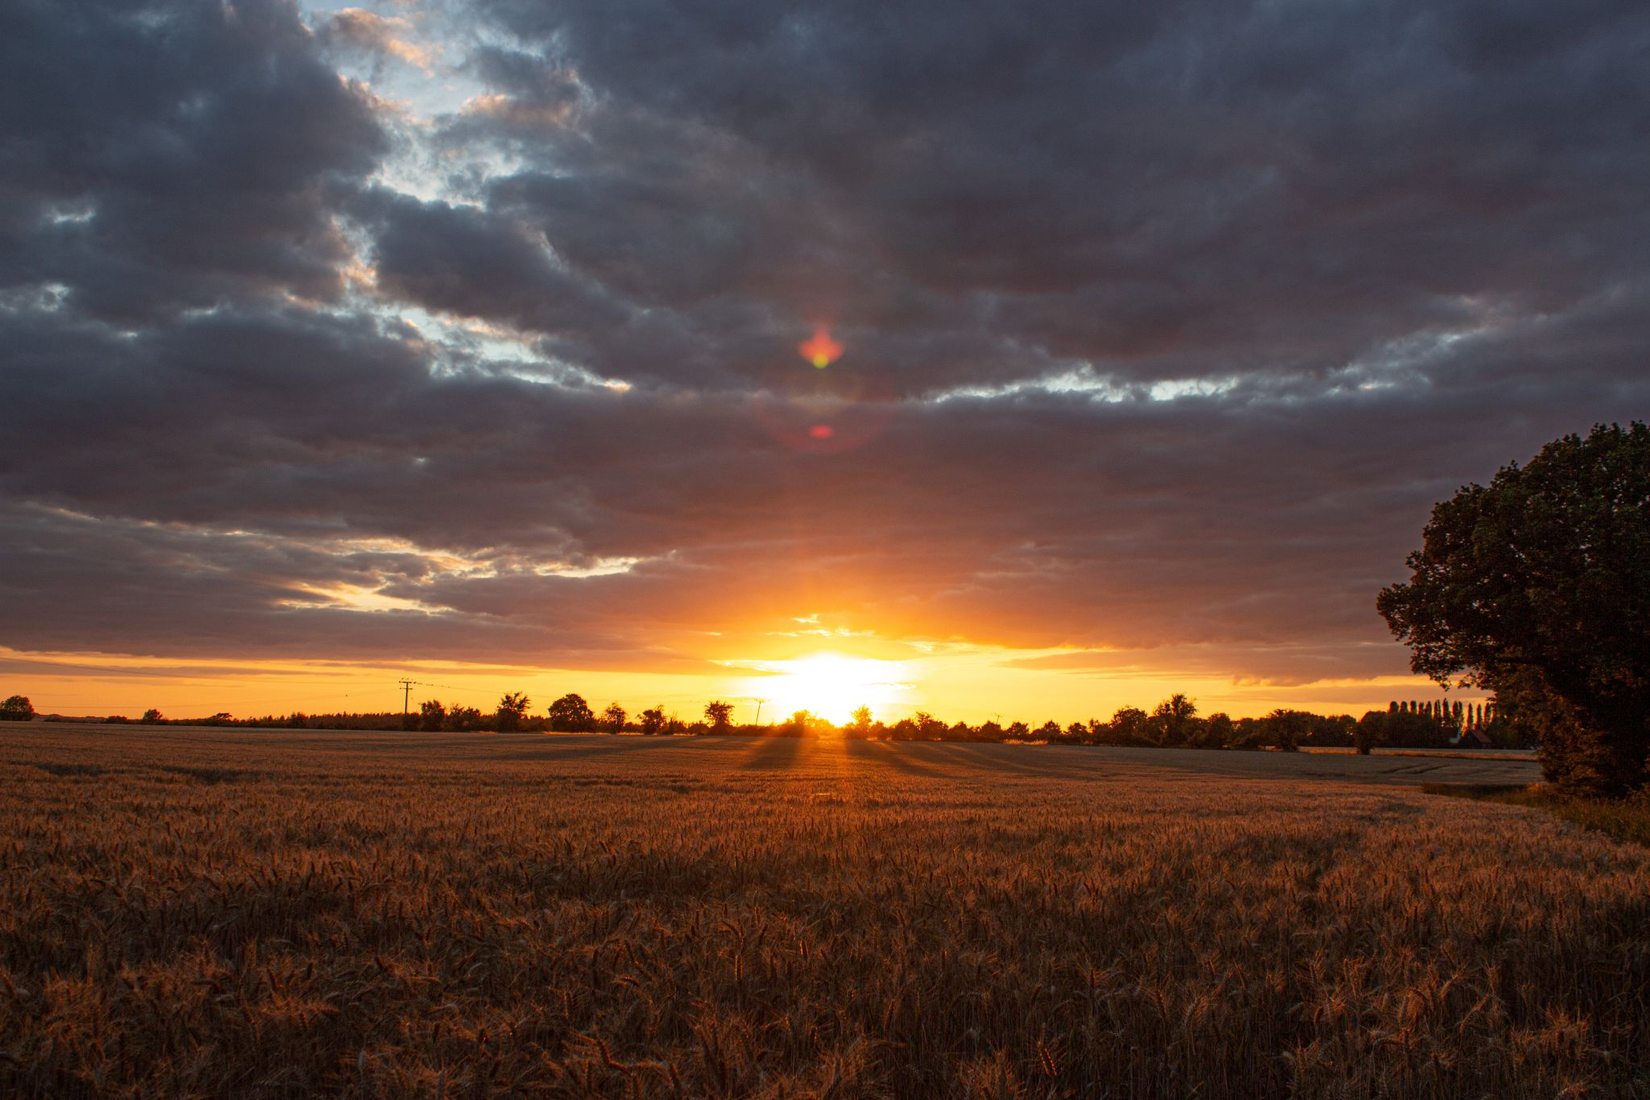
[743,653,910,724]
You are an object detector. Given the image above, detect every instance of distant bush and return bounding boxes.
[1,695,36,721]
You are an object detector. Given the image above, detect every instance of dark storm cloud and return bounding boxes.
[350,187,626,337]
[0,0,386,321]
[454,0,1650,392]
[2,0,1648,694]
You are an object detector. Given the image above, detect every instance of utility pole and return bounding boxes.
[399,679,415,717]
[753,699,766,726]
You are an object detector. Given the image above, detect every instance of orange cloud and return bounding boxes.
[326,8,434,71]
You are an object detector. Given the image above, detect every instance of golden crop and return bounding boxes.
[1,727,1645,1098]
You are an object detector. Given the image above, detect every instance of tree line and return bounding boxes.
[725,694,1524,752]
[54,691,1522,753]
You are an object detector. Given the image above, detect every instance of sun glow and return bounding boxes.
[744,653,910,725]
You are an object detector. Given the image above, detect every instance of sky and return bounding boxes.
[2,0,1648,725]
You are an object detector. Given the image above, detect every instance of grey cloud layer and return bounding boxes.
[1,0,384,321]
[2,0,1647,690]
[459,0,1650,388]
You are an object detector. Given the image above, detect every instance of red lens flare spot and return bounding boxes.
[798,325,843,369]
[809,423,835,440]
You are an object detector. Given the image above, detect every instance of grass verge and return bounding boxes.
[1426,782,1650,848]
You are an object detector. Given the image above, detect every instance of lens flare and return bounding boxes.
[753,321,891,454]
[798,325,843,369]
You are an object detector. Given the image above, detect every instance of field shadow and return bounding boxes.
[1422,782,1528,796]
[738,735,803,770]
[843,738,948,778]
[944,743,1076,778]
[25,762,106,778]
[491,737,667,762]
[155,764,266,785]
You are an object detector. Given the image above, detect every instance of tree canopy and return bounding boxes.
[495,692,531,733]
[1152,693,1198,746]
[1377,423,1650,793]
[703,700,734,733]
[547,693,595,732]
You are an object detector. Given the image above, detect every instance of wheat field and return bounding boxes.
[1,725,1644,1098]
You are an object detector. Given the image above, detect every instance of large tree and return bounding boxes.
[1377,423,1650,794]
[546,693,595,732]
[703,700,734,734]
[1152,693,1198,746]
[496,692,531,733]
